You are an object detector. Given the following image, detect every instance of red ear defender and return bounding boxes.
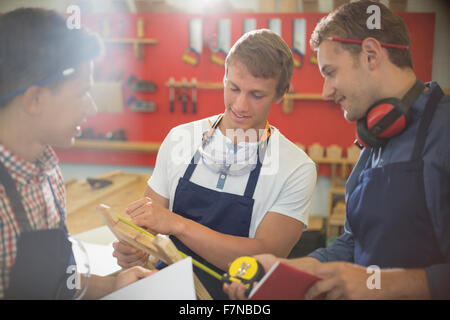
[366,103,407,138]
[355,80,425,149]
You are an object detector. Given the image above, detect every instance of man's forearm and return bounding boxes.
[382,268,431,299]
[83,275,115,300]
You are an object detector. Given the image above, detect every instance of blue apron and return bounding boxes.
[0,162,76,300]
[157,120,267,300]
[347,84,445,269]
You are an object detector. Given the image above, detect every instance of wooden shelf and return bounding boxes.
[102,37,158,59]
[73,139,160,153]
[166,80,224,90]
[282,93,333,114]
[102,38,158,44]
[309,156,358,165]
[284,93,326,100]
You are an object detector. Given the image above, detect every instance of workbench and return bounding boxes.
[65,170,150,235]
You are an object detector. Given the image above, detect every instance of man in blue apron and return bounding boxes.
[224,1,449,300]
[113,29,317,299]
[0,8,153,299]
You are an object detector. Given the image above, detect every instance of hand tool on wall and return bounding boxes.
[181,78,188,114]
[211,19,231,66]
[106,129,127,141]
[137,17,145,38]
[268,18,282,37]
[126,75,157,92]
[182,18,202,66]
[192,78,197,114]
[310,51,318,65]
[169,77,175,113]
[126,95,156,113]
[135,17,145,60]
[169,78,175,113]
[309,19,321,65]
[78,127,95,139]
[243,18,256,35]
[292,19,306,68]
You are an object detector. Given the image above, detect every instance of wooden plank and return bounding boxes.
[97,204,213,300]
[285,93,329,100]
[72,139,160,153]
[102,38,158,44]
[166,81,224,90]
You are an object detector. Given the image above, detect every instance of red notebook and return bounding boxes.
[249,261,324,300]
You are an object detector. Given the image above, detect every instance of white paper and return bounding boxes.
[73,226,116,245]
[73,226,121,276]
[102,257,196,300]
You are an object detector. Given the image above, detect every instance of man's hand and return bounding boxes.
[223,254,279,300]
[127,197,183,236]
[112,241,149,269]
[223,254,323,300]
[113,266,156,292]
[306,262,431,300]
[305,262,381,300]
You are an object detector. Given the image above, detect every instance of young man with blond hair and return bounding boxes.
[113,29,317,299]
[225,0,449,300]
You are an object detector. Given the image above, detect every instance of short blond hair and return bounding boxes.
[225,29,293,98]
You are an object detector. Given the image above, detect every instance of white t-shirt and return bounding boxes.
[148,115,317,238]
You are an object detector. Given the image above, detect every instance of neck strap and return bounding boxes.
[205,114,271,149]
[401,79,425,110]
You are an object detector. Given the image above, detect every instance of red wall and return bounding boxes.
[55,12,435,171]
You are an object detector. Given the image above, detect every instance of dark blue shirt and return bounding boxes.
[309,82,450,299]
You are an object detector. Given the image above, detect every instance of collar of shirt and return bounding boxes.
[0,143,59,185]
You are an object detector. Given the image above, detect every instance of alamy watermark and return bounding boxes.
[366,4,381,30]
[168,123,280,176]
[366,265,381,290]
[66,5,81,30]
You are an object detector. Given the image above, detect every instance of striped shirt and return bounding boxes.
[0,143,65,299]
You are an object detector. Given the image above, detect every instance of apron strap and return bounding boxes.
[182,149,201,181]
[243,155,263,198]
[411,84,445,161]
[46,175,67,230]
[0,161,31,232]
[0,160,66,232]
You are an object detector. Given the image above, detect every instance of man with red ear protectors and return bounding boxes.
[224,0,450,300]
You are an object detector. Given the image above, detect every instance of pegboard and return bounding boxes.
[54,12,435,174]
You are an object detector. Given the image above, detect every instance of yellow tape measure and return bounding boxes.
[222,256,265,296]
[116,214,223,281]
